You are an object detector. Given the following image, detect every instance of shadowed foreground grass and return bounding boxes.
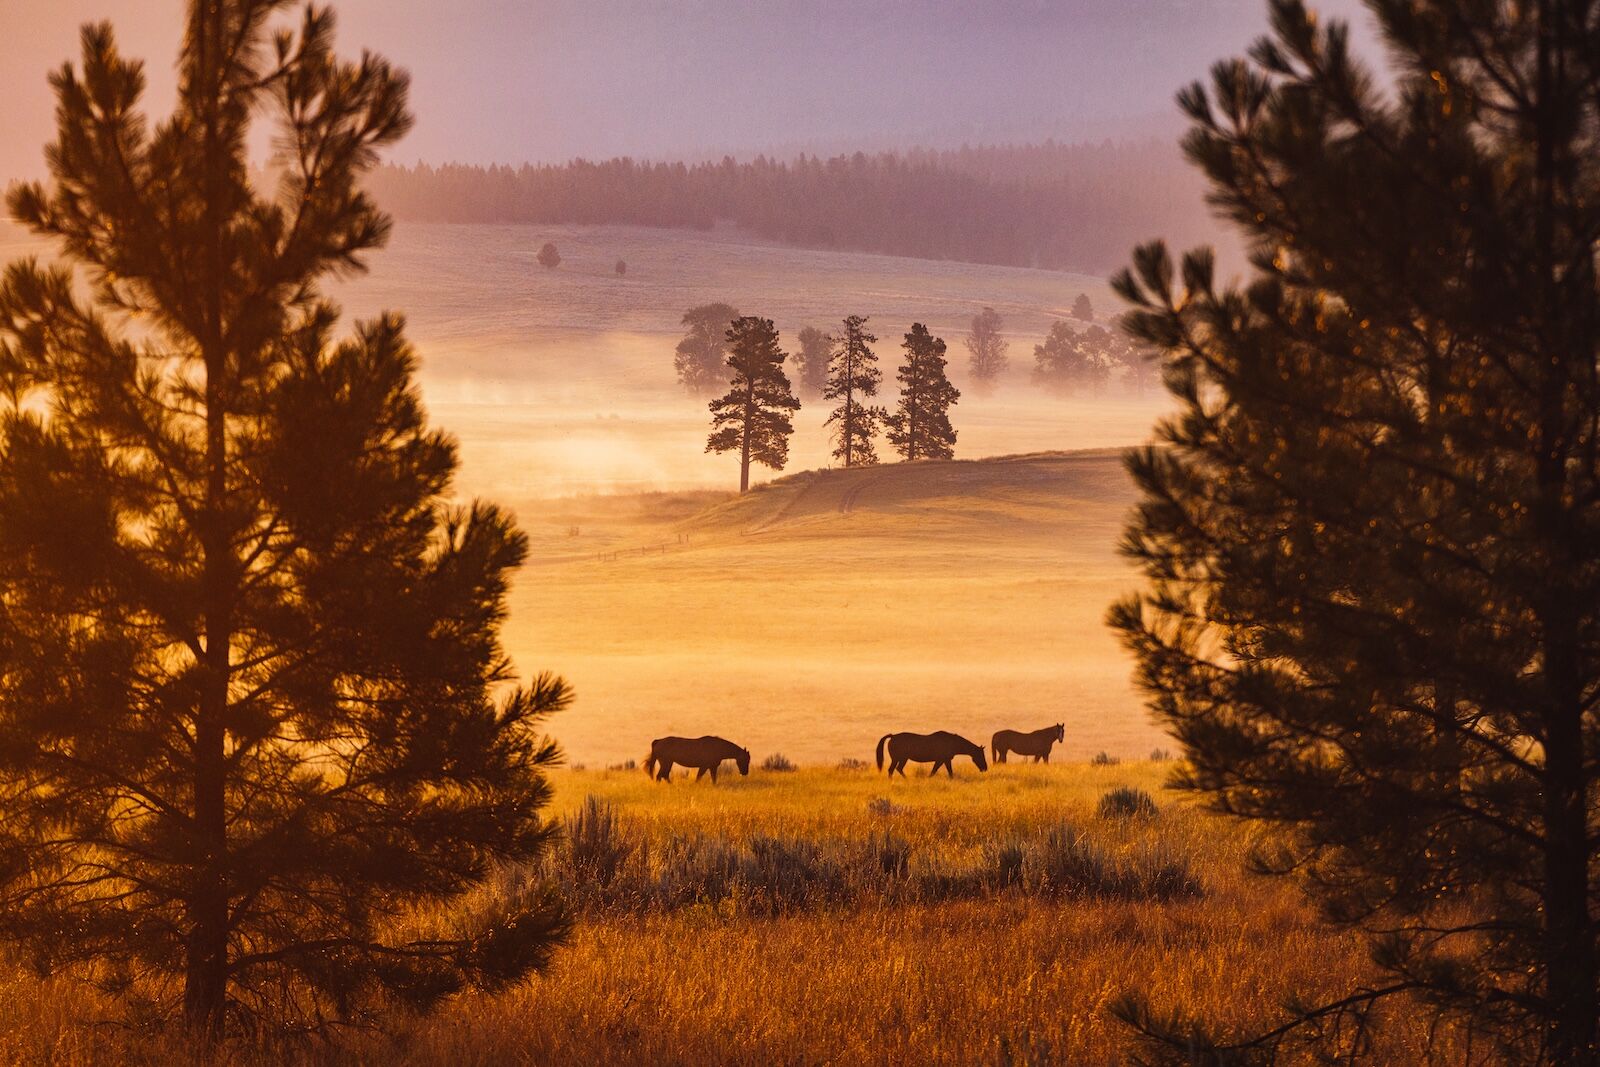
[0,763,1458,1064]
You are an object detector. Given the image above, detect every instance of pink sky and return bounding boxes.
[2,0,1373,181]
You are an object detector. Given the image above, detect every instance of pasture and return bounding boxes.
[0,762,1454,1065]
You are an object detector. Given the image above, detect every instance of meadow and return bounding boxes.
[0,761,1456,1065]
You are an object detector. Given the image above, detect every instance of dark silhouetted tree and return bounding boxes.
[824,315,886,467]
[887,323,959,461]
[963,306,1009,388]
[1110,0,1600,1062]
[615,258,626,276]
[537,241,560,268]
[0,1,571,1037]
[1031,321,1112,394]
[792,325,832,399]
[674,302,740,395]
[706,317,800,492]
[1071,292,1094,321]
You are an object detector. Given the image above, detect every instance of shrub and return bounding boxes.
[564,796,633,887]
[537,241,560,268]
[867,797,899,816]
[761,753,797,773]
[837,757,869,771]
[1090,751,1120,766]
[1097,786,1158,820]
[1149,747,1171,762]
[1024,826,1201,902]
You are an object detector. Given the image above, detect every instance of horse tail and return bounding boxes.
[991,737,999,763]
[643,747,658,779]
[876,734,893,771]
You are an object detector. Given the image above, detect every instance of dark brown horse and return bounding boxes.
[875,731,988,778]
[991,723,1064,764]
[644,736,751,783]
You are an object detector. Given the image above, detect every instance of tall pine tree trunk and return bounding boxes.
[184,1,231,1035]
[1531,4,1596,1055]
[739,379,753,492]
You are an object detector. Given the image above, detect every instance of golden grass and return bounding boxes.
[0,762,1454,1065]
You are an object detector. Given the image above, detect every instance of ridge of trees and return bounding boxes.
[365,140,1224,272]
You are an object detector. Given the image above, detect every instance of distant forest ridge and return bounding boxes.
[367,140,1234,273]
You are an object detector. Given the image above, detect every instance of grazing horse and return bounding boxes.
[643,736,750,783]
[991,723,1065,764]
[875,731,989,778]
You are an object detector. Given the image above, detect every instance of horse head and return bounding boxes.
[972,746,989,772]
[1054,723,1065,743]
[736,747,751,775]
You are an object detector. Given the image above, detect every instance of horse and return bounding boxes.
[991,723,1064,764]
[875,731,988,778]
[643,736,750,783]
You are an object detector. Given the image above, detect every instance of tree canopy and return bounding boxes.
[1111,0,1600,1060]
[674,302,741,395]
[824,315,886,467]
[0,0,570,1035]
[705,317,800,492]
[887,323,959,461]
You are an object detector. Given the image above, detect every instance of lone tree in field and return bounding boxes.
[1071,292,1094,322]
[792,325,832,399]
[537,241,561,268]
[963,306,1009,388]
[0,1,571,1036]
[1111,0,1600,1062]
[824,314,886,466]
[674,302,741,394]
[887,323,959,461]
[615,258,626,276]
[1031,321,1113,394]
[706,317,800,492]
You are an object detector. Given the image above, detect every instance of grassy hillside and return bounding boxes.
[505,450,1162,768]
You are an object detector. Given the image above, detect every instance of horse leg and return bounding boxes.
[893,760,907,778]
[1042,750,1051,763]
[710,764,719,783]
[944,760,955,778]
[695,767,707,782]
[659,761,674,782]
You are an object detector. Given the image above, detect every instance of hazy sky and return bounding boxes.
[2,0,1372,179]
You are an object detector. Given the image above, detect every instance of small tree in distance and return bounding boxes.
[0,0,571,1035]
[537,241,561,268]
[824,314,886,467]
[1071,292,1094,321]
[1032,321,1113,394]
[615,258,627,276]
[793,325,832,399]
[674,302,741,394]
[964,306,1009,389]
[887,323,959,461]
[706,317,800,492]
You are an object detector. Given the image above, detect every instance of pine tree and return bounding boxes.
[793,325,832,399]
[537,241,560,268]
[887,323,959,461]
[706,317,800,492]
[963,306,1009,388]
[1071,292,1094,321]
[1110,0,1600,1061]
[0,1,570,1035]
[823,314,886,466]
[674,302,740,394]
[1031,321,1112,394]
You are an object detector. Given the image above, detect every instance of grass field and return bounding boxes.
[505,450,1163,768]
[0,762,1453,1065]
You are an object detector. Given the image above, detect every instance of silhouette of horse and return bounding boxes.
[991,723,1064,764]
[875,731,989,778]
[643,736,751,783]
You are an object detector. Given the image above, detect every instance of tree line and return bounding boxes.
[689,312,960,491]
[364,141,1225,273]
[679,297,1156,419]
